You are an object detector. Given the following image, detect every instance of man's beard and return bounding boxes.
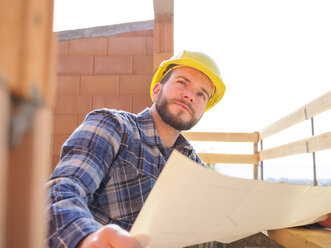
[155,89,201,131]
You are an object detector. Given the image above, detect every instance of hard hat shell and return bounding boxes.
[150,50,226,112]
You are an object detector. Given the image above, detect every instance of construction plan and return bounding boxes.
[130,150,331,248]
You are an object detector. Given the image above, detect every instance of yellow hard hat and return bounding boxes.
[150,50,226,112]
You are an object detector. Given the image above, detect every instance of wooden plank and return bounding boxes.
[260,132,331,161]
[0,0,52,100]
[260,139,307,161]
[19,0,50,100]
[253,140,259,180]
[306,90,331,119]
[29,107,52,248]
[7,121,36,247]
[198,153,258,164]
[268,228,331,248]
[0,86,9,248]
[0,0,24,90]
[2,0,55,247]
[259,107,306,140]
[259,91,331,140]
[153,0,174,15]
[6,108,52,248]
[308,132,331,153]
[182,132,258,143]
[43,0,56,106]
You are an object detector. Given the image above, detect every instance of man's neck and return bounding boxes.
[150,104,181,148]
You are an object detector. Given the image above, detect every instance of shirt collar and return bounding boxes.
[136,108,194,153]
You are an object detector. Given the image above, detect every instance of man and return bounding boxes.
[47,50,226,248]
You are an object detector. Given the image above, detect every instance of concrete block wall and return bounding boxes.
[52,23,157,169]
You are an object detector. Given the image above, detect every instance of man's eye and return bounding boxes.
[177,80,184,85]
[197,92,206,100]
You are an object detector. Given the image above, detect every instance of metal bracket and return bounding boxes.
[260,139,264,180]
[10,87,43,148]
[310,117,318,186]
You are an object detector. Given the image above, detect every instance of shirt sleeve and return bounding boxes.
[46,109,126,248]
[191,150,208,168]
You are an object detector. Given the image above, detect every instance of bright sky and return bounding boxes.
[53,0,331,182]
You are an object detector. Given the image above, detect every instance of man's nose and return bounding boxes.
[182,90,194,103]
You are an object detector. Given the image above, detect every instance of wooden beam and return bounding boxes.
[0,0,24,91]
[43,0,56,107]
[0,85,9,248]
[198,153,259,164]
[260,139,307,161]
[305,90,331,119]
[182,132,259,143]
[308,131,331,153]
[253,139,259,180]
[153,0,173,15]
[1,0,55,247]
[153,0,174,71]
[0,0,54,102]
[259,91,331,140]
[259,107,306,140]
[19,0,52,101]
[260,132,331,161]
[28,108,52,248]
[268,228,331,248]
[6,108,52,248]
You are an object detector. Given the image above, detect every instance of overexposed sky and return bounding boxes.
[176,0,331,131]
[53,0,331,181]
[53,0,154,31]
[174,0,331,181]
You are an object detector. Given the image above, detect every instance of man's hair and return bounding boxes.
[160,64,178,85]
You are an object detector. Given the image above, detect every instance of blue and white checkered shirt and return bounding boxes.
[47,108,205,248]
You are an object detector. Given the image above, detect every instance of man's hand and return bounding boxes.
[77,224,141,248]
[319,213,331,227]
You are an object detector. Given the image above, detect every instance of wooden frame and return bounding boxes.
[0,0,55,247]
[260,131,331,161]
[259,91,331,140]
[183,91,331,247]
[258,90,331,247]
[0,85,9,248]
[182,132,258,143]
[182,132,260,179]
[197,153,258,165]
[268,228,331,248]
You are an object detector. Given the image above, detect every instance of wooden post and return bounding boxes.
[153,0,174,70]
[253,132,259,180]
[6,108,52,248]
[0,0,55,247]
[310,117,318,186]
[260,139,264,180]
[0,84,9,248]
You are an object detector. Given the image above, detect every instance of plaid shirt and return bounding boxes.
[47,108,205,248]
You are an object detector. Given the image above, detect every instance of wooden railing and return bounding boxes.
[259,90,331,247]
[182,131,260,179]
[259,90,331,184]
[184,90,331,181]
[184,90,331,247]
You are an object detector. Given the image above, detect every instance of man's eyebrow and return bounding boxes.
[201,87,211,99]
[176,76,211,99]
[176,75,191,82]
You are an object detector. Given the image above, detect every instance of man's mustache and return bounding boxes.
[171,99,194,114]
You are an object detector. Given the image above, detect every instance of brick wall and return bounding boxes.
[52,26,156,169]
[153,14,174,71]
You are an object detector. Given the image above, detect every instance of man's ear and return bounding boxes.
[152,83,162,102]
